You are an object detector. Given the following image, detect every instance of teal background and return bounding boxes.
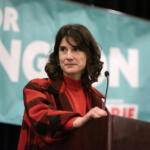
[0,0,150,125]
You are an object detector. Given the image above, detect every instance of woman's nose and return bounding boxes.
[66,50,73,58]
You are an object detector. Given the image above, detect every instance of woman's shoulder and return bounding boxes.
[29,78,51,84]
[24,78,52,90]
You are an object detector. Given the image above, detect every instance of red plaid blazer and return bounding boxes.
[17,78,107,150]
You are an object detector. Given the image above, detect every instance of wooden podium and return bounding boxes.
[51,115,150,150]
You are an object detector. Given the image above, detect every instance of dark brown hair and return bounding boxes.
[45,24,103,91]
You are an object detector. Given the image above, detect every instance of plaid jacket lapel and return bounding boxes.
[88,88,104,110]
[48,79,73,111]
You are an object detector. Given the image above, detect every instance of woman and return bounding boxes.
[18,24,109,150]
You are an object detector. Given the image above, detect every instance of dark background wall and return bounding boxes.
[69,0,150,21]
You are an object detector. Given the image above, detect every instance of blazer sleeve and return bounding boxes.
[23,79,81,143]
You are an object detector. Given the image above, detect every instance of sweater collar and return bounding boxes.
[63,75,82,90]
[47,75,82,94]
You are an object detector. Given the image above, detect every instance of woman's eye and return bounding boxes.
[73,46,78,51]
[59,46,66,51]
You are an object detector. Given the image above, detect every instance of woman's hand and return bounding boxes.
[73,107,107,128]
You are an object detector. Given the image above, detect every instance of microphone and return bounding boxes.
[103,71,109,110]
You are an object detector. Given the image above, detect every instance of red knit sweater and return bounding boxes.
[64,75,88,116]
[63,75,90,129]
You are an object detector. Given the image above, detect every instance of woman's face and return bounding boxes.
[58,37,87,80]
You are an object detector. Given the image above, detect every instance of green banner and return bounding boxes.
[0,0,150,125]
